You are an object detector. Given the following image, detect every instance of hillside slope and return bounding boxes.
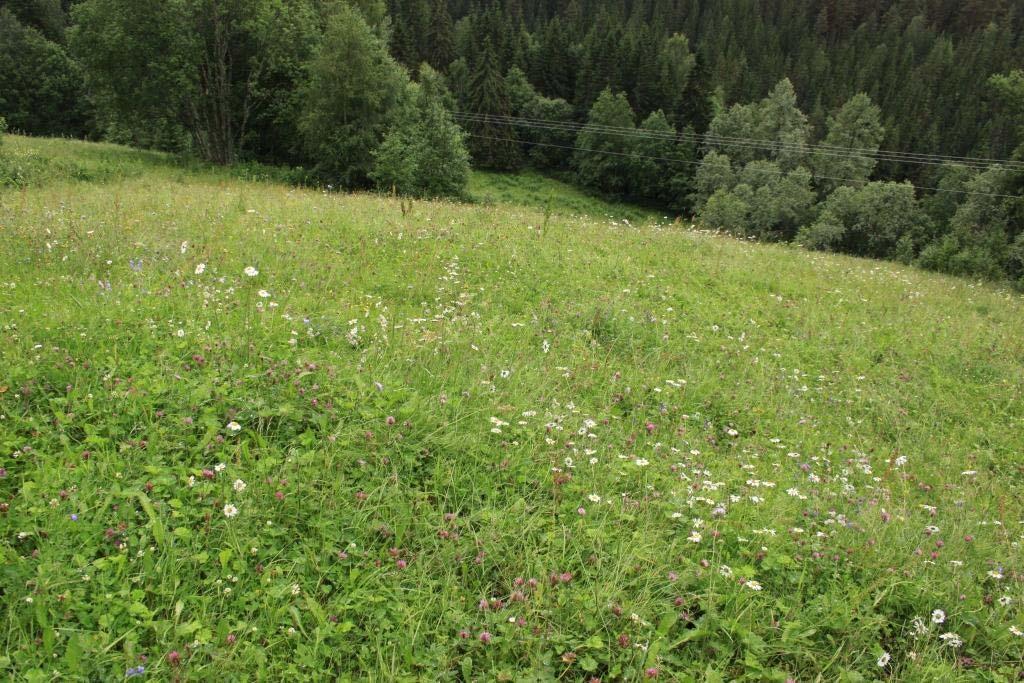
[1,138,1023,680]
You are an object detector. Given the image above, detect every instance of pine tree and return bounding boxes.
[465,41,522,170]
[426,0,455,69]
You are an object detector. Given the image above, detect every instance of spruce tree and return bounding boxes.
[426,0,455,70]
[657,34,696,126]
[677,51,713,132]
[465,41,522,170]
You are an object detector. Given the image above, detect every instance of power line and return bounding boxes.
[453,111,1024,170]
[454,112,1024,173]
[454,112,987,171]
[452,112,1024,172]
[460,131,1023,199]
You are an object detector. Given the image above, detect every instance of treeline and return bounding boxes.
[1,0,1024,284]
[0,0,471,195]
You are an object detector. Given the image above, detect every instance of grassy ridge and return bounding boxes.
[1,137,1023,680]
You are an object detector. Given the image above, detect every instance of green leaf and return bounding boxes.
[133,491,166,547]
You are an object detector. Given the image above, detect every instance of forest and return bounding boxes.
[3,0,1024,284]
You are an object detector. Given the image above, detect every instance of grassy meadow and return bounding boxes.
[1,136,1023,681]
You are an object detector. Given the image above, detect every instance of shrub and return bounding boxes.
[699,187,750,233]
[802,182,931,260]
[371,65,469,198]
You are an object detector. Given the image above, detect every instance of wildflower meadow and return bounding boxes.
[1,137,1023,680]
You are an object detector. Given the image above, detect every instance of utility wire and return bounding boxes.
[454,112,1024,173]
[455,112,999,171]
[454,111,1024,169]
[452,112,1024,172]
[460,131,1023,199]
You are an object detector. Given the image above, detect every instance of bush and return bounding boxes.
[917,168,1018,280]
[802,182,930,260]
[742,162,815,240]
[699,187,750,233]
[371,65,469,198]
[796,211,845,250]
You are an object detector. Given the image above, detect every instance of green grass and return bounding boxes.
[0,135,299,189]
[1,136,1023,681]
[468,168,661,222]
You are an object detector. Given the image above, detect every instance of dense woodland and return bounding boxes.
[3,0,1024,284]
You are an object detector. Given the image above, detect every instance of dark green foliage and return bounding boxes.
[692,150,736,207]
[523,96,575,171]
[71,0,315,163]
[530,17,575,102]
[504,66,574,170]
[298,3,410,187]
[464,42,521,170]
[989,70,1024,158]
[698,161,815,241]
[630,111,696,209]
[69,0,195,152]
[759,79,812,171]
[799,182,931,260]
[813,93,884,195]
[0,9,86,137]
[371,65,470,197]
[426,0,455,69]
[918,168,1022,280]
[237,0,323,165]
[699,187,751,234]
[703,79,811,171]
[5,0,66,42]
[573,89,635,196]
[656,34,698,126]
[696,79,814,223]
